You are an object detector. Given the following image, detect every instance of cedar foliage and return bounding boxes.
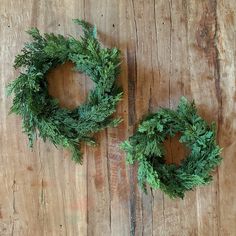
[7,19,122,163]
[121,97,222,198]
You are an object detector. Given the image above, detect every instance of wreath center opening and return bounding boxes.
[163,132,188,165]
[47,61,95,110]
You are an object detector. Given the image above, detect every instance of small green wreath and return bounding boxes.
[121,97,222,198]
[7,19,122,163]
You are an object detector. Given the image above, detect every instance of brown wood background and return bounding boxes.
[1,0,236,235]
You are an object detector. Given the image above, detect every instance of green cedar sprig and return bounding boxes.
[7,19,123,163]
[121,97,222,198]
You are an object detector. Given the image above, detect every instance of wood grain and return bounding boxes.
[0,0,236,235]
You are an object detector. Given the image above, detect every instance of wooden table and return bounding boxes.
[0,0,235,235]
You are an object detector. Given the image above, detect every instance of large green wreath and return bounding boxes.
[7,20,122,163]
[121,97,222,198]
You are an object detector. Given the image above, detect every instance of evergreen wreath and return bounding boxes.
[121,97,222,198]
[7,19,123,163]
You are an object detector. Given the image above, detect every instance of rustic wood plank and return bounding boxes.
[187,1,221,235]
[0,0,236,235]
[217,0,236,235]
[151,1,199,236]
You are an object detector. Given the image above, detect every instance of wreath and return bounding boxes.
[7,19,123,163]
[121,97,222,198]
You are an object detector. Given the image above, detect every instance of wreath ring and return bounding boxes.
[121,97,222,198]
[7,20,122,163]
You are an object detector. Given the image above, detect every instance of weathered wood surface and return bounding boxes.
[0,0,236,235]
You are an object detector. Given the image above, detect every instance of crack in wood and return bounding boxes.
[11,178,16,236]
[105,130,112,234]
[213,2,222,236]
[12,179,16,214]
[40,178,46,205]
[129,165,136,236]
